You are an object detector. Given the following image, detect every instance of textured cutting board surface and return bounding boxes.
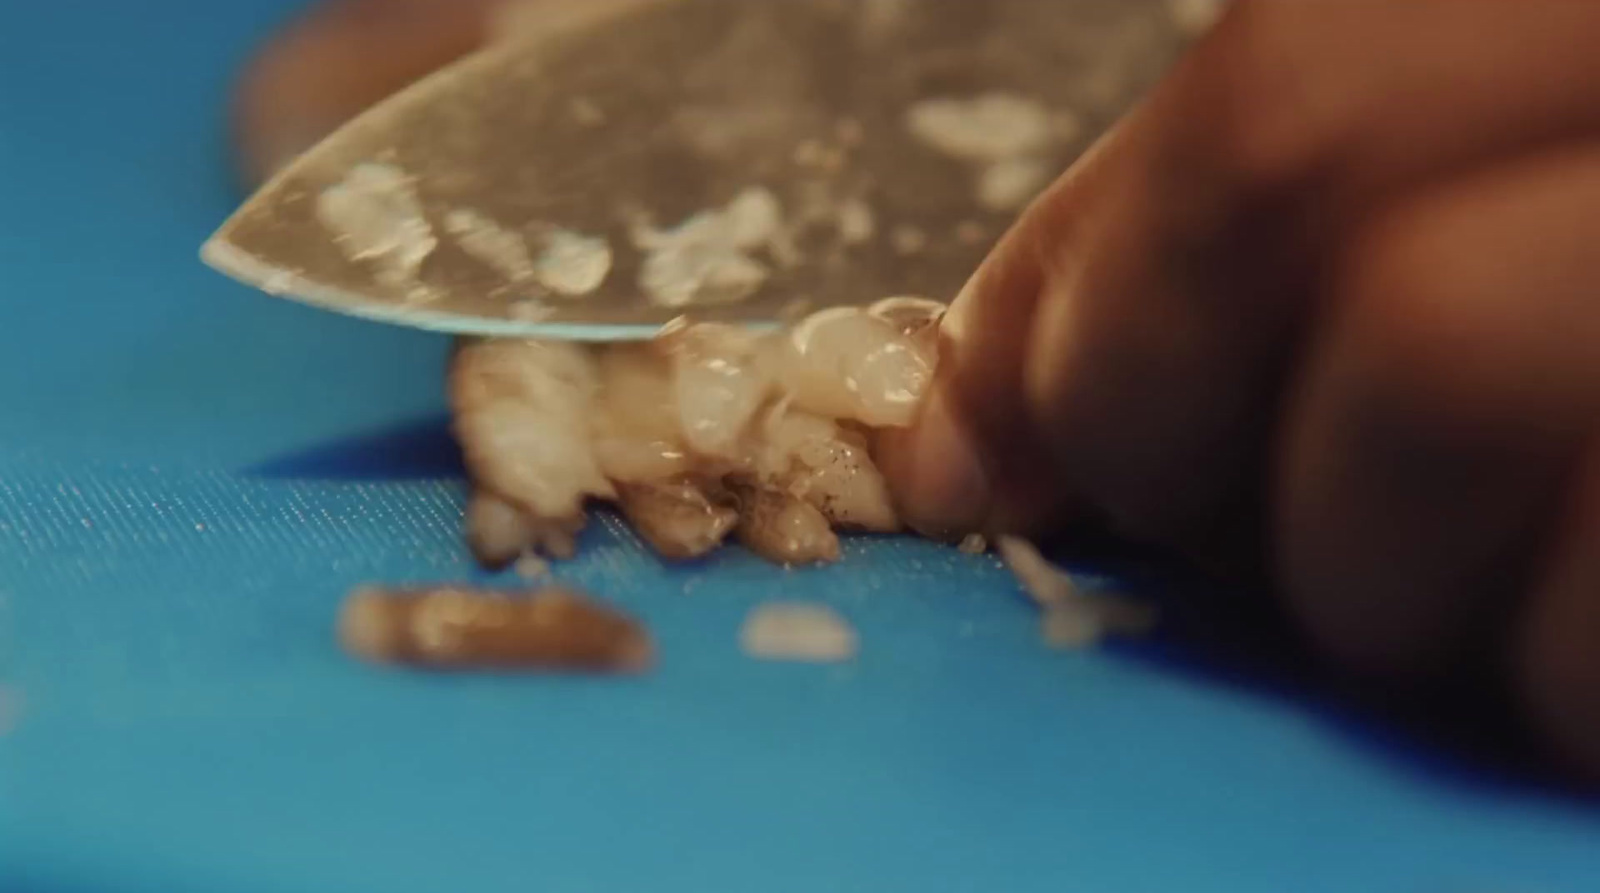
[2,4,1598,893]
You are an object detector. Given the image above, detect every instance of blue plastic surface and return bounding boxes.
[3,4,1598,892]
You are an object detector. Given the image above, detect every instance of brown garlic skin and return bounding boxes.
[339,585,653,672]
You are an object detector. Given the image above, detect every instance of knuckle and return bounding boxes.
[1202,0,1344,193]
[1335,212,1494,425]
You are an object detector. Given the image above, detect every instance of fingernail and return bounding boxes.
[879,384,991,537]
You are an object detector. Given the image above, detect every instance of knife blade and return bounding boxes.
[202,0,1201,341]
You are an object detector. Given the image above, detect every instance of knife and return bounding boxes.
[201,0,1206,341]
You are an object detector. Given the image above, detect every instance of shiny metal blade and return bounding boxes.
[203,0,1197,340]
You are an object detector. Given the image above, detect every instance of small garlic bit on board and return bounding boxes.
[996,536,1158,649]
[739,601,859,663]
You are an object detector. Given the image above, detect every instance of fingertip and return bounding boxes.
[877,382,992,539]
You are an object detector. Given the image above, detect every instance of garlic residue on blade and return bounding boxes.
[632,187,782,307]
[536,228,613,297]
[906,93,1060,161]
[1168,0,1228,36]
[445,208,535,283]
[977,156,1055,212]
[315,162,437,289]
[905,93,1073,213]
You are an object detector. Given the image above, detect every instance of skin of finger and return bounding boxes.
[888,0,1600,555]
[1206,0,1600,217]
[1277,145,1600,680]
[877,221,1084,537]
[1518,445,1600,782]
[884,40,1313,546]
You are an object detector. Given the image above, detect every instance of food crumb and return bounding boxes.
[739,601,858,663]
[957,532,988,554]
[512,552,549,582]
[890,224,927,255]
[339,584,652,673]
[535,228,613,297]
[996,536,1157,649]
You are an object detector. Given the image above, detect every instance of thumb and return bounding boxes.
[879,28,1310,548]
[876,196,1066,539]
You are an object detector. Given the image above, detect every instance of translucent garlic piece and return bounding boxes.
[866,295,946,336]
[451,339,612,520]
[590,344,693,483]
[761,409,898,531]
[776,307,934,428]
[665,322,773,458]
[733,485,841,565]
[617,478,739,560]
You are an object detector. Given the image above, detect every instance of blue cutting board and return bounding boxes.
[2,4,1597,891]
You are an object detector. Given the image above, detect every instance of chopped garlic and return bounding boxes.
[315,162,436,287]
[740,602,858,662]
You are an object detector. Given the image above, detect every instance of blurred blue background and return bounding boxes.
[2,3,1597,892]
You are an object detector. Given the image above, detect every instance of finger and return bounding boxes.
[883,85,1306,544]
[886,0,1600,548]
[1278,144,1600,679]
[1200,0,1600,215]
[879,213,1076,537]
[1517,445,1600,782]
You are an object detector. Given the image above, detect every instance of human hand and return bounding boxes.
[880,0,1600,780]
